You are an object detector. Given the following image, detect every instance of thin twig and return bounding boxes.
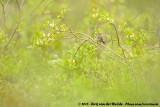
[53,36,78,42]
[32,12,58,15]
[0,0,10,44]
[91,21,99,36]
[154,0,160,49]
[58,31,87,41]
[15,0,21,45]
[91,40,126,65]
[132,9,144,22]
[73,40,87,60]
[20,0,24,9]
[41,0,53,14]
[14,0,24,44]
[3,0,46,52]
[111,23,127,58]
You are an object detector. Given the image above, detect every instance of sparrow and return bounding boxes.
[96,33,105,44]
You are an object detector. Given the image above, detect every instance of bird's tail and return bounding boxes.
[102,40,106,44]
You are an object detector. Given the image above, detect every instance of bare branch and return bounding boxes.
[91,40,126,65]
[20,0,24,9]
[16,0,20,10]
[111,23,127,58]
[154,0,160,49]
[0,1,4,9]
[32,12,58,15]
[21,0,46,21]
[3,0,46,52]
[91,21,99,36]
[4,0,10,12]
[132,9,144,22]
[73,40,87,60]
[0,0,10,44]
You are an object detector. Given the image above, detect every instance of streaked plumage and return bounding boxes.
[96,33,105,44]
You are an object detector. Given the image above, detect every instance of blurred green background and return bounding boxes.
[0,0,160,107]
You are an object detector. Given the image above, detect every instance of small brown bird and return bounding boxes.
[96,33,105,44]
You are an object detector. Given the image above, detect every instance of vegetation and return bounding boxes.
[0,0,160,106]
